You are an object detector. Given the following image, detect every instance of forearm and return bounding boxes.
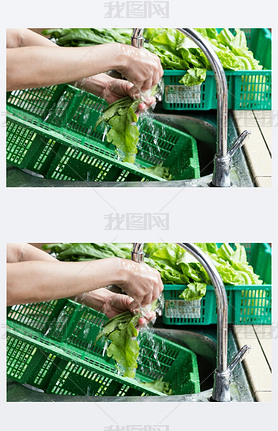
[7,257,121,306]
[7,243,56,263]
[6,43,122,91]
[6,28,58,48]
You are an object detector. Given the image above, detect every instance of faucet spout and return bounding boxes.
[176,243,228,374]
[177,29,228,159]
[132,28,250,187]
[132,242,249,401]
[131,28,144,47]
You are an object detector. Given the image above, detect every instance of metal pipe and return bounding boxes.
[131,28,144,47]
[177,29,228,159]
[132,28,250,187]
[132,242,230,401]
[132,243,228,371]
[176,243,228,373]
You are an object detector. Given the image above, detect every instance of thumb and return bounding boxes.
[127,83,140,100]
[116,294,134,312]
[129,299,140,314]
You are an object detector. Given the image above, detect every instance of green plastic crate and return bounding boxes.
[163,243,272,325]
[162,28,271,110]
[7,299,200,396]
[6,84,200,181]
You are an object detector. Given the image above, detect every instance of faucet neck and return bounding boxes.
[132,28,144,47]
[177,29,228,160]
[132,28,234,186]
[132,242,230,401]
[176,243,228,373]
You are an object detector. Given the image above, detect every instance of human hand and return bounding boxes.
[111,258,164,309]
[74,288,155,327]
[114,44,163,92]
[103,77,156,111]
[77,74,156,111]
[102,291,156,326]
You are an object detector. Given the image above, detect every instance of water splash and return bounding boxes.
[102,339,109,357]
[102,125,109,142]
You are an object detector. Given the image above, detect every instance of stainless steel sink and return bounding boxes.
[6,111,253,188]
[6,325,254,402]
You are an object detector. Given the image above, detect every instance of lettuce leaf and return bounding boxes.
[179,282,207,301]
[145,28,263,86]
[44,243,263,304]
[96,301,158,378]
[141,378,172,395]
[42,242,133,261]
[179,68,207,86]
[145,243,263,301]
[96,96,140,163]
[96,310,140,378]
[44,28,264,88]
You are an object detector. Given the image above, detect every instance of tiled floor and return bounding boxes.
[233,110,272,187]
[233,325,272,401]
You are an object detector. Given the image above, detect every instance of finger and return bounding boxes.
[123,80,134,92]
[130,80,144,93]
[137,101,146,112]
[158,62,164,79]
[143,310,156,322]
[150,275,163,302]
[151,70,161,88]
[151,285,159,303]
[141,77,154,93]
[141,291,153,307]
[157,275,164,294]
[153,269,164,294]
[121,294,133,309]
[153,55,164,78]
[129,299,141,313]
[137,316,148,326]
[129,86,141,100]
[143,96,156,109]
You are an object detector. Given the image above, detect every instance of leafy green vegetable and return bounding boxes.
[96,310,140,378]
[96,96,140,163]
[42,28,132,46]
[96,301,158,378]
[141,378,172,395]
[44,28,263,88]
[195,243,263,286]
[142,164,172,180]
[44,242,263,303]
[179,282,207,301]
[96,86,158,163]
[145,28,263,86]
[42,243,133,261]
[144,243,263,301]
[179,68,207,86]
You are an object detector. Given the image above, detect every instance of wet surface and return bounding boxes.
[7,324,254,402]
[6,110,253,188]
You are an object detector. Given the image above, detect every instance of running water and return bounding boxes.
[44,93,70,125]
[134,85,164,163]
[82,106,90,123]
[102,125,109,142]
[102,339,109,357]
[136,294,166,376]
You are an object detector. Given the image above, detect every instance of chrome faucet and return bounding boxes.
[132,28,250,187]
[132,242,250,402]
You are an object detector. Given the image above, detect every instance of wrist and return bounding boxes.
[108,257,128,287]
[112,43,128,72]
